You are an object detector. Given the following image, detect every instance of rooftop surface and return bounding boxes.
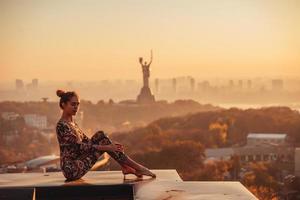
[247,133,287,139]
[0,169,258,200]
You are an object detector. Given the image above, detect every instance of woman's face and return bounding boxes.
[62,95,80,116]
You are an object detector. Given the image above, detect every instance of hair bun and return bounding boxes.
[56,89,65,97]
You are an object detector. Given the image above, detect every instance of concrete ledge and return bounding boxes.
[0,169,257,200]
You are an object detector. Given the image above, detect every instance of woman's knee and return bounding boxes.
[95,130,106,138]
[92,130,106,141]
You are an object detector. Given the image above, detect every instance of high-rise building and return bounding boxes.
[15,79,24,90]
[198,81,210,92]
[238,80,243,89]
[190,77,195,92]
[172,78,177,93]
[272,79,284,91]
[247,80,252,89]
[32,78,38,88]
[295,148,300,177]
[228,80,234,89]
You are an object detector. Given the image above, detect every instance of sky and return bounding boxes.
[0,0,299,82]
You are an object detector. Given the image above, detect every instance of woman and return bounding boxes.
[55,89,156,181]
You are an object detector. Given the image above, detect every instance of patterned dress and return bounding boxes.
[56,118,127,181]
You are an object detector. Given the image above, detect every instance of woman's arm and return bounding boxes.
[56,122,96,152]
[57,122,124,153]
[92,144,109,151]
[92,143,124,152]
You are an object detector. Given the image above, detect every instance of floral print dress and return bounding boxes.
[56,118,126,181]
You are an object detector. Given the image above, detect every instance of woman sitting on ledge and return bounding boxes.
[55,89,156,181]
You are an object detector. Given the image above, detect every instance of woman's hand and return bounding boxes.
[94,142,124,152]
[108,142,124,152]
[97,142,124,153]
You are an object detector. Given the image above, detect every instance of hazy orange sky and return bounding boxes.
[0,0,299,82]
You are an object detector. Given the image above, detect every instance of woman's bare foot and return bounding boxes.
[136,166,156,178]
[120,155,156,178]
[121,164,143,179]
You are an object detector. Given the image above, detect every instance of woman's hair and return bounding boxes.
[56,89,79,109]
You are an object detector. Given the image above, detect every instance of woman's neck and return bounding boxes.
[61,112,73,123]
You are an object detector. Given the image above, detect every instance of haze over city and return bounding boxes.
[1,0,300,83]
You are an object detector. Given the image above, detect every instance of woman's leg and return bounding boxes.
[91,131,156,177]
[62,131,128,181]
[62,155,102,181]
[62,133,110,181]
[91,131,127,163]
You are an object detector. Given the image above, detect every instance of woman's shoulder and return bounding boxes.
[56,118,64,125]
[56,119,75,137]
[56,119,70,129]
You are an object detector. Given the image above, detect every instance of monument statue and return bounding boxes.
[136,50,155,104]
[139,50,152,88]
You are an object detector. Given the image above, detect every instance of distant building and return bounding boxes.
[172,78,177,93]
[247,133,288,146]
[236,146,293,163]
[32,78,38,88]
[247,80,252,89]
[205,133,293,164]
[190,77,195,92]
[40,129,55,143]
[238,80,243,88]
[24,114,47,129]
[198,81,210,92]
[229,80,234,88]
[1,112,19,120]
[259,85,266,93]
[15,79,24,90]
[295,148,300,177]
[272,79,284,91]
[205,146,294,164]
[205,148,234,162]
[2,130,19,145]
